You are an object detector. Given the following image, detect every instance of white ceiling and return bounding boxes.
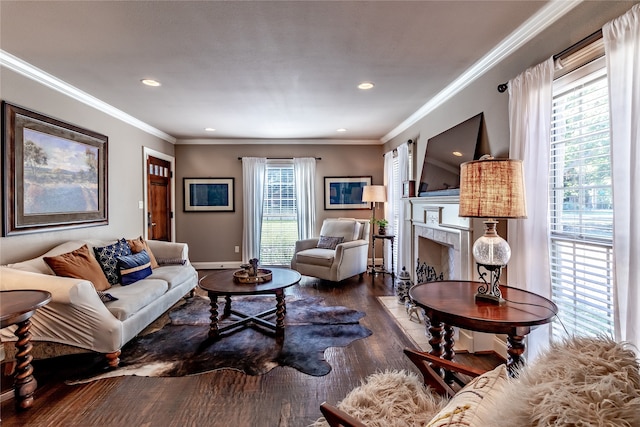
[1,1,555,143]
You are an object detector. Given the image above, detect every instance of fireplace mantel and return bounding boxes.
[408,195,473,282]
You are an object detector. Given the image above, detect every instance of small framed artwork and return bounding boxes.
[324,176,372,210]
[2,102,108,236]
[184,178,234,212]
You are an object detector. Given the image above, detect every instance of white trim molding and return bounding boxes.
[382,0,583,143]
[1,50,176,144]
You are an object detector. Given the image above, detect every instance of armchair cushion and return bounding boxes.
[319,219,362,242]
[295,248,336,267]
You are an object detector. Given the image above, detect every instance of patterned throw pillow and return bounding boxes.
[117,250,152,285]
[127,236,159,269]
[93,238,133,285]
[426,364,508,427]
[317,235,344,250]
[97,291,119,303]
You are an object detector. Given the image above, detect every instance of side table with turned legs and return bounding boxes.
[1,290,52,411]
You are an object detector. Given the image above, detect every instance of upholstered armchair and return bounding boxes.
[291,218,370,282]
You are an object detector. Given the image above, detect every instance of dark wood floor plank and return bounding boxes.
[1,272,499,426]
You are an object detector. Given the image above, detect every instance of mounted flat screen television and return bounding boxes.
[418,113,483,196]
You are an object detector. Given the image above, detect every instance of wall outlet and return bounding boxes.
[138,200,144,209]
[234,246,240,253]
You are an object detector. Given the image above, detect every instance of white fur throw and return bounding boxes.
[310,370,448,427]
[486,336,640,427]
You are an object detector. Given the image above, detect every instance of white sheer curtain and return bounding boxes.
[604,3,640,348]
[396,144,410,273]
[383,151,397,274]
[507,57,555,360]
[294,157,316,240]
[242,157,266,262]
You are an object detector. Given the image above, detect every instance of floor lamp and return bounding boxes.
[362,185,387,273]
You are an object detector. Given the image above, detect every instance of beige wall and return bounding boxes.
[0,69,175,264]
[175,143,384,263]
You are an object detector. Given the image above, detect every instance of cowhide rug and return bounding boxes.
[65,295,372,384]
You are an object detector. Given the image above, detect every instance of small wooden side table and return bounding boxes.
[1,290,51,411]
[370,234,395,278]
[409,281,557,376]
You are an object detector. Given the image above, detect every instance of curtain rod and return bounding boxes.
[237,156,321,160]
[497,28,604,93]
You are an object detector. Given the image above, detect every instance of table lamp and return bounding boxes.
[459,156,527,304]
[362,185,387,272]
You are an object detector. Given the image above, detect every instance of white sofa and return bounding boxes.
[0,239,198,367]
[291,218,370,282]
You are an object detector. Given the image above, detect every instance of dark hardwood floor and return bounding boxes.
[1,271,499,427]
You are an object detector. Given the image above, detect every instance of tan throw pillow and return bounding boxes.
[427,364,508,427]
[44,244,111,291]
[127,236,159,269]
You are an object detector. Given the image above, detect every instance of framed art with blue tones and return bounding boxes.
[324,176,372,210]
[184,177,234,212]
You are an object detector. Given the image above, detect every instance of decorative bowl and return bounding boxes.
[233,268,273,284]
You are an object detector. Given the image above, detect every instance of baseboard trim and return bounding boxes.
[192,261,243,270]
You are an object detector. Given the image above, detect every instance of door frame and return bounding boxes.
[143,147,176,242]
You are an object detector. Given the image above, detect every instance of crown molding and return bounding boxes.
[381,0,583,143]
[175,138,381,145]
[0,50,177,144]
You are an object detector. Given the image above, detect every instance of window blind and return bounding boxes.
[260,164,297,266]
[549,56,614,339]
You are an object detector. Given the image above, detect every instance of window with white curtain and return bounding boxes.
[549,55,614,339]
[391,152,399,273]
[260,161,297,266]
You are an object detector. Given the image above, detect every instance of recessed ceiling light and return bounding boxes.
[357,82,375,90]
[141,79,161,87]
[204,127,216,132]
[336,128,347,132]
[452,151,463,157]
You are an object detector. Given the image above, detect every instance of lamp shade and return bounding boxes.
[362,185,387,203]
[459,158,527,219]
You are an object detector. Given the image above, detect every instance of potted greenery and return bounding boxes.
[375,218,388,235]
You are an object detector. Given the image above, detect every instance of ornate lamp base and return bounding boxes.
[474,263,505,305]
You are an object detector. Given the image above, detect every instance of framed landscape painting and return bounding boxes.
[2,102,108,236]
[324,176,372,210]
[184,178,235,212]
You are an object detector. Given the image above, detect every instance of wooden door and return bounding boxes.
[147,156,172,241]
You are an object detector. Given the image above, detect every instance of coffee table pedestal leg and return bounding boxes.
[208,294,220,339]
[275,290,286,339]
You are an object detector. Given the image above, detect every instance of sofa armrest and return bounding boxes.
[147,240,190,264]
[0,267,123,353]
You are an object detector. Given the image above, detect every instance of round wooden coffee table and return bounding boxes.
[198,268,301,341]
[1,290,51,411]
[409,280,557,376]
